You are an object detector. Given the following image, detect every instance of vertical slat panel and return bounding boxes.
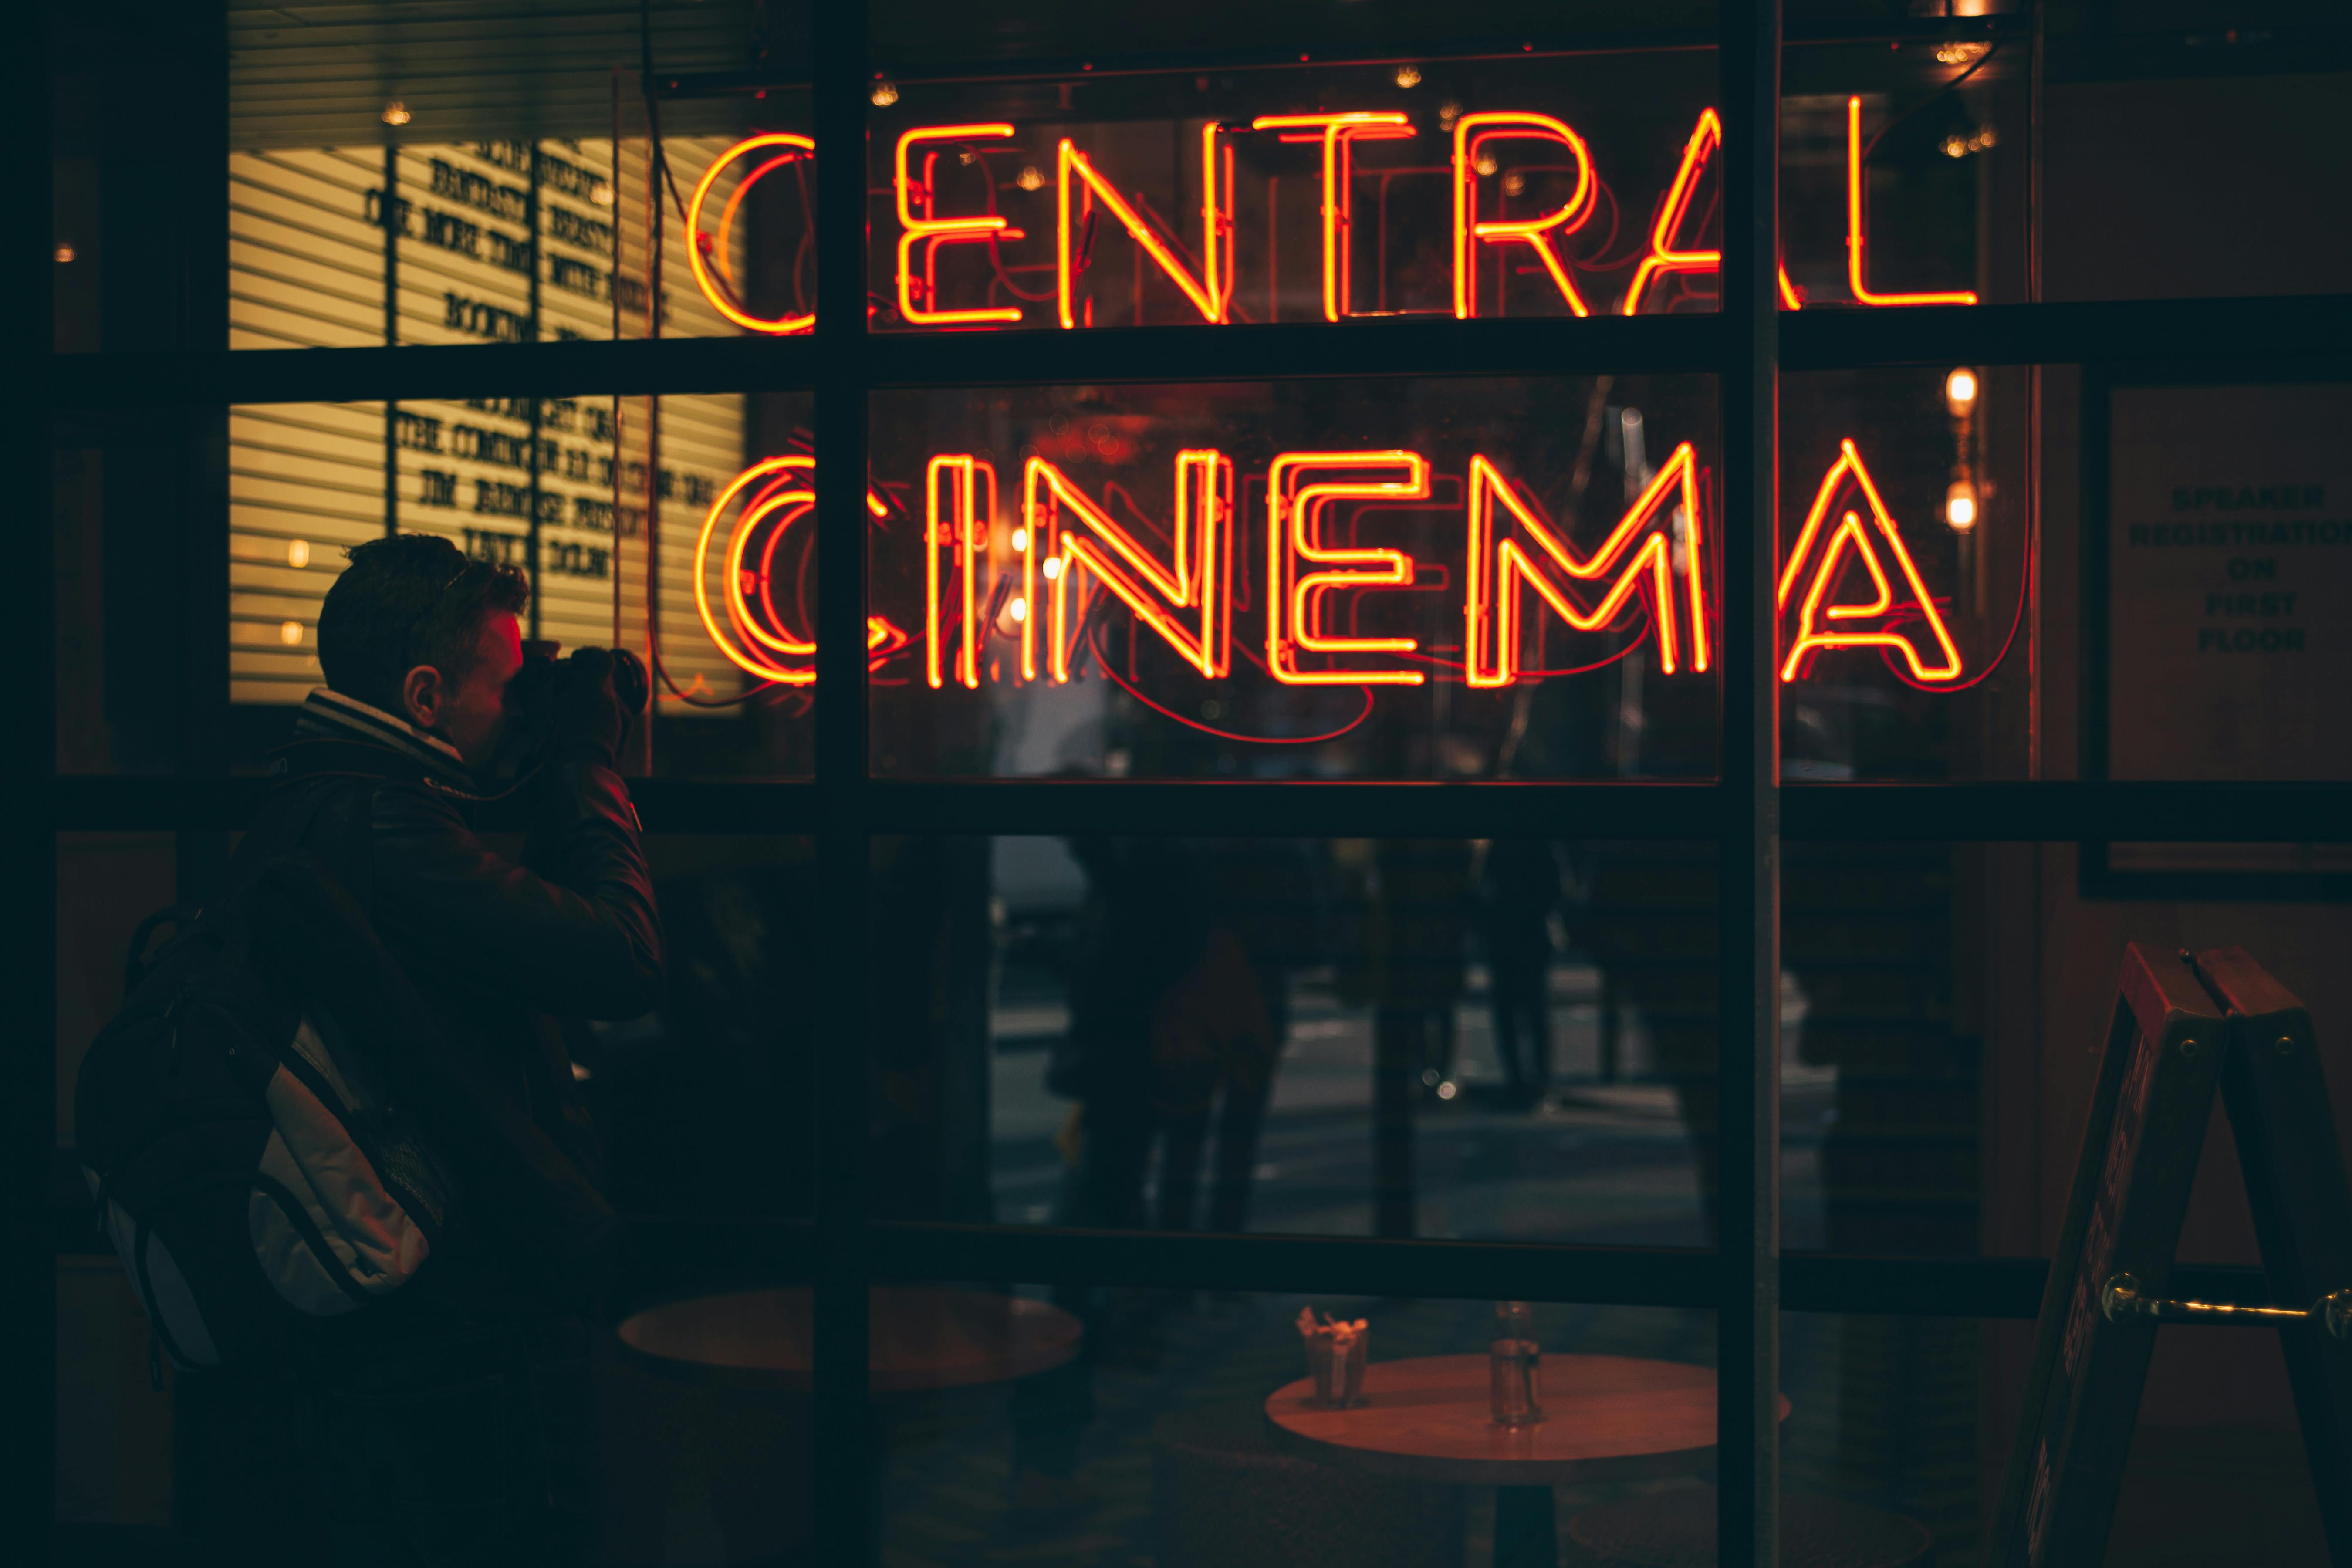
[1718,0,1783,1563]
[812,3,874,1562]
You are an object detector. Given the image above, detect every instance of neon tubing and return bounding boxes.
[1057,130,1226,328]
[1252,113,1415,322]
[1777,438,1964,681]
[925,455,997,688]
[1620,109,1803,314]
[686,134,818,335]
[1026,451,1233,683]
[1265,452,1430,686]
[1452,113,1596,320]
[896,124,1024,326]
[1845,97,1978,307]
[694,456,817,684]
[1464,445,1710,686]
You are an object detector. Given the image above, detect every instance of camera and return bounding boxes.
[507,641,651,765]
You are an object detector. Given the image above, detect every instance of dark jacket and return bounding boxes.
[247,723,664,1319]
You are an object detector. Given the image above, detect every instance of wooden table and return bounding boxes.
[617,1286,1083,1393]
[1265,1353,1786,1568]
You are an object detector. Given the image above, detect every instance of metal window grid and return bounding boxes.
[17,3,2352,1563]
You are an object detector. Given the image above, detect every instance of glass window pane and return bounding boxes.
[868,377,1722,781]
[205,394,813,775]
[871,836,1717,1246]
[1779,367,2035,782]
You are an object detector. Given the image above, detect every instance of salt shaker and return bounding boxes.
[1489,1300,1542,1426]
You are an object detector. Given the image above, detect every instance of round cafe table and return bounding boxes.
[1264,1353,1788,1568]
[618,1285,1083,1392]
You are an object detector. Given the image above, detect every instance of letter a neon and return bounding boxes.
[1620,110,1805,314]
[1777,439,1963,682]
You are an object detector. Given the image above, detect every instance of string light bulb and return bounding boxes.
[1945,366,1979,414]
[287,539,310,568]
[1017,165,1044,192]
[381,100,411,127]
[1946,480,1978,532]
[1395,65,1422,89]
[280,620,305,646]
[869,81,900,108]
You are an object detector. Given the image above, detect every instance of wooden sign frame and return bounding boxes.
[1992,943,2352,1566]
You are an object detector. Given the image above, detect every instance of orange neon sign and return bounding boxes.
[694,457,904,684]
[1057,127,1227,328]
[1025,450,1235,684]
[1844,96,1978,308]
[1265,451,1432,686]
[685,133,817,335]
[695,437,1981,699]
[1464,444,1710,686]
[1620,110,1806,314]
[896,125,1025,326]
[1776,439,1963,682]
[1251,113,1416,323]
[1451,113,1597,320]
[683,98,1989,331]
[925,454,997,688]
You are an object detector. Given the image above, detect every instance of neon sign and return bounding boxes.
[697,436,1987,703]
[688,93,1981,330]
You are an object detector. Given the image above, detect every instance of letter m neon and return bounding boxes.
[1026,452,1235,684]
[1464,444,1710,686]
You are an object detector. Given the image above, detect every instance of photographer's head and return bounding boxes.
[318,535,531,767]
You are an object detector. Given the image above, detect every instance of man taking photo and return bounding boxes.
[231,532,663,1565]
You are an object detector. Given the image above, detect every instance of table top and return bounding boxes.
[616,1287,1083,1394]
[1264,1353,1786,1486]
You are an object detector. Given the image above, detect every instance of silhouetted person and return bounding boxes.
[230,535,661,1567]
[1480,839,1562,1109]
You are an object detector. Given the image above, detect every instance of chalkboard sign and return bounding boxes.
[1993,944,2352,1566]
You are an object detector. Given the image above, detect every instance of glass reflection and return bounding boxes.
[874,837,1717,1246]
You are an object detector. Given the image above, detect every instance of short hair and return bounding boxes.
[317,534,531,715]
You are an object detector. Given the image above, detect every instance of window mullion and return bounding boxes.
[810,6,873,1565]
[1718,2,1784,1565]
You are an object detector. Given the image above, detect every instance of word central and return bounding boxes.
[687,96,1977,333]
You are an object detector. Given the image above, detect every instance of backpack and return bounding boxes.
[74,846,463,1370]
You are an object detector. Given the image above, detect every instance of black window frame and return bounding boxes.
[19,3,2352,1561]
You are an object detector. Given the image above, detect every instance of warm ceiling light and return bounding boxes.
[1474,152,1499,177]
[1016,165,1044,192]
[869,81,899,108]
[381,100,411,127]
[280,620,306,646]
[1945,366,1979,413]
[1394,65,1422,89]
[1945,481,1978,532]
[286,538,311,568]
[53,244,74,264]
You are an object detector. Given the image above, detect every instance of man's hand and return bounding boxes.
[550,648,630,767]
